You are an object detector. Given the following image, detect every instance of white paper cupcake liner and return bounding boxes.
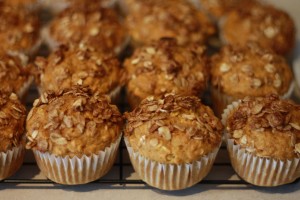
[0,145,25,180]
[33,134,122,185]
[124,138,220,190]
[222,101,300,186]
[211,81,295,118]
[17,76,34,100]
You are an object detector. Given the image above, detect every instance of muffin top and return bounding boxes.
[0,92,26,152]
[0,52,32,96]
[125,0,215,46]
[34,45,123,95]
[124,38,209,101]
[199,0,258,20]
[225,95,300,160]
[0,3,40,54]
[124,93,223,164]
[26,87,123,157]
[220,2,295,55]
[211,43,293,98]
[2,0,38,7]
[48,6,127,55]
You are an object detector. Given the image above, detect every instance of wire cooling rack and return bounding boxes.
[1,86,299,188]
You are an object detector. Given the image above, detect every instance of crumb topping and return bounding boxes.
[211,43,293,98]
[125,0,215,46]
[226,95,300,159]
[26,87,123,157]
[124,93,223,164]
[125,38,209,101]
[34,45,123,94]
[0,92,26,152]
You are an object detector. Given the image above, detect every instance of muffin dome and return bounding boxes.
[26,87,123,157]
[124,93,223,164]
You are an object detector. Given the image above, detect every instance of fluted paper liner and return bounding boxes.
[124,138,219,190]
[222,101,300,186]
[211,81,295,117]
[33,135,121,185]
[18,76,34,101]
[0,145,25,180]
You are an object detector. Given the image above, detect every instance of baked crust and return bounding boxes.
[124,93,223,164]
[26,87,123,157]
[48,6,127,55]
[0,92,26,152]
[124,38,210,107]
[0,3,40,53]
[220,2,296,55]
[226,95,300,160]
[34,45,123,94]
[211,43,293,98]
[0,52,31,95]
[125,0,215,46]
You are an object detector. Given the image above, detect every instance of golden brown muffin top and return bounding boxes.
[199,0,258,19]
[0,3,40,54]
[2,0,38,7]
[225,95,300,160]
[124,93,223,164]
[211,43,293,98]
[124,38,209,102]
[48,6,127,55]
[34,45,123,95]
[0,52,31,96]
[0,92,26,152]
[220,2,296,55]
[26,87,123,157]
[125,0,215,46]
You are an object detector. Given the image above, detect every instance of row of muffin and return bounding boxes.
[0,0,295,57]
[0,88,299,189]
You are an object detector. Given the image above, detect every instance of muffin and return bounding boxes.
[33,45,124,103]
[2,0,41,11]
[42,0,117,14]
[0,92,26,180]
[42,5,128,55]
[219,2,296,55]
[125,0,215,46]
[124,38,210,108]
[26,87,123,184]
[198,0,259,21]
[0,3,41,56]
[0,52,33,99]
[210,43,294,117]
[124,93,223,190]
[222,95,300,186]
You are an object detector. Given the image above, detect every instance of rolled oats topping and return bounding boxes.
[0,52,31,96]
[211,43,293,98]
[125,0,215,46]
[0,3,40,54]
[48,6,127,55]
[124,93,223,164]
[124,38,209,106]
[220,2,295,55]
[34,45,123,94]
[26,87,123,157]
[226,95,300,159]
[0,92,26,152]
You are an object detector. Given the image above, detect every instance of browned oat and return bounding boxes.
[46,6,127,55]
[33,45,123,95]
[125,0,215,46]
[0,92,26,152]
[0,3,40,55]
[220,2,295,55]
[225,95,300,160]
[124,93,223,164]
[124,38,210,108]
[26,86,123,157]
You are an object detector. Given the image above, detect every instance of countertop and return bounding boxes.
[1,0,300,200]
